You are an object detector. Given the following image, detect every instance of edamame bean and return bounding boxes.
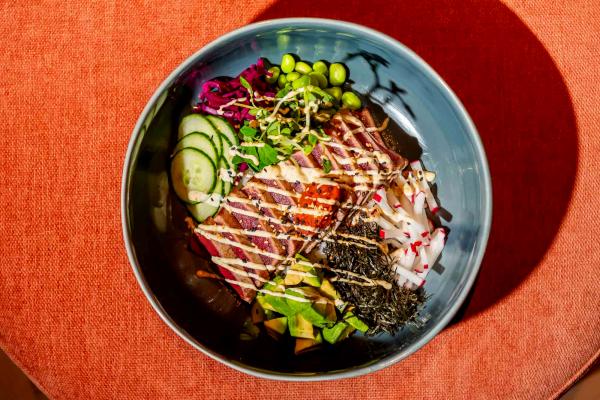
[294,61,312,74]
[309,72,327,88]
[329,63,347,86]
[277,74,288,88]
[266,66,280,84]
[341,91,362,110]
[313,61,328,75]
[286,71,301,82]
[281,54,296,73]
[292,75,311,90]
[324,86,342,102]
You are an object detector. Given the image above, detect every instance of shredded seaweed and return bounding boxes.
[323,221,426,336]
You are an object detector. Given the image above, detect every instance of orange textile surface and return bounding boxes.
[0,1,599,399]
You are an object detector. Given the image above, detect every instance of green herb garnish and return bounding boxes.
[231,77,341,171]
[322,157,332,173]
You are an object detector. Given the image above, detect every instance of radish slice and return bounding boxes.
[379,163,445,291]
[416,245,430,273]
[375,216,407,243]
[410,160,439,213]
[394,264,425,287]
[425,228,445,266]
[386,190,404,212]
[412,192,429,230]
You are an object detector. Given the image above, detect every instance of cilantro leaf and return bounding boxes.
[276,86,290,98]
[257,143,279,169]
[322,157,332,173]
[239,76,252,91]
[231,146,260,171]
[266,121,280,134]
[303,143,315,155]
[239,76,255,106]
[240,125,257,141]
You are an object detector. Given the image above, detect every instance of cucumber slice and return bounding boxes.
[187,193,221,222]
[178,114,223,158]
[173,132,218,162]
[219,157,233,195]
[170,148,216,204]
[207,115,239,146]
[220,134,234,164]
[212,167,225,196]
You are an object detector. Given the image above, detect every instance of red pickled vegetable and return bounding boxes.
[193,58,277,125]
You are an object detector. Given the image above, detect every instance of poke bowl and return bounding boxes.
[121,18,492,380]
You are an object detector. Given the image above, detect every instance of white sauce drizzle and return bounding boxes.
[197,224,308,242]
[220,203,318,232]
[245,181,339,206]
[240,142,266,148]
[198,230,286,261]
[255,164,337,186]
[188,192,221,205]
[335,232,380,246]
[224,278,311,302]
[219,168,234,183]
[228,148,259,166]
[227,195,330,217]
[322,237,376,250]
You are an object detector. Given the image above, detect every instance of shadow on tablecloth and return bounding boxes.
[253,0,578,322]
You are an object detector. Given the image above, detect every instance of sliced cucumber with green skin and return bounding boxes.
[178,114,223,158]
[212,163,226,196]
[173,132,218,161]
[220,134,234,164]
[207,115,239,146]
[187,193,221,222]
[219,157,233,195]
[186,157,233,221]
[170,148,216,204]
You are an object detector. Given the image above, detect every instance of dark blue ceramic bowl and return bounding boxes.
[122,18,492,380]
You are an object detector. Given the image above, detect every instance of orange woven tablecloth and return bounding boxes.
[1,1,599,399]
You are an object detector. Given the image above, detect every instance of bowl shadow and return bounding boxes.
[253,0,578,321]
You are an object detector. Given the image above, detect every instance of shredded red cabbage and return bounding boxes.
[193,58,276,126]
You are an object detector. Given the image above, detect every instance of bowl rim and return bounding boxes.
[121,17,493,381]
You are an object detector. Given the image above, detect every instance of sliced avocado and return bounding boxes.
[300,305,330,328]
[264,317,288,339]
[294,338,319,354]
[301,268,321,287]
[322,321,349,344]
[263,294,295,316]
[261,278,296,316]
[338,325,356,341]
[251,301,265,324]
[313,328,323,344]
[284,270,303,285]
[288,314,314,339]
[284,288,312,314]
[344,312,369,333]
[290,286,322,300]
[256,295,276,312]
[319,279,340,300]
[313,301,337,322]
[294,329,322,354]
[292,262,321,287]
